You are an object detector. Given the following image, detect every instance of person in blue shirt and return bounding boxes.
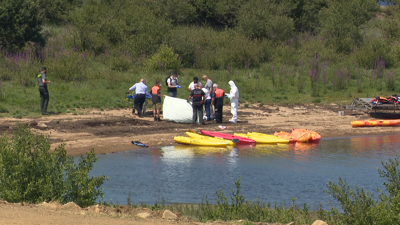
[127,79,148,117]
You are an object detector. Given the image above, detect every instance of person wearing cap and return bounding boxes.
[167,72,181,97]
[188,83,205,125]
[37,67,50,115]
[127,79,148,118]
[188,77,202,92]
[212,83,224,123]
[226,80,239,123]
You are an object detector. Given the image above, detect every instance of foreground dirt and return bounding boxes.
[0,200,261,225]
[0,103,398,224]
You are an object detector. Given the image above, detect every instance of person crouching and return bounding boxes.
[188,83,205,125]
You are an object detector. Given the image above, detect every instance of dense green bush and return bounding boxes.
[166,27,269,70]
[68,0,171,56]
[353,38,393,69]
[0,124,107,207]
[0,0,45,50]
[236,0,294,41]
[322,156,400,224]
[318,0,379,54]
[34,0,82,22]
[144,45,181,73]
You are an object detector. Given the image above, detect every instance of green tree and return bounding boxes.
[0,0,44,50]
[189,0,244,28]
[318,0,379,53]
[68,3,109,53]
[290,0,328,32]
[34,0,82,22]
[381,2,400,41]
[140,0,197,25]
[0,124,107,207]
[236,0,295,41]
[68,0,171,55]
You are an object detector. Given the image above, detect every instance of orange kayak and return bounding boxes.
[351,119,400,127]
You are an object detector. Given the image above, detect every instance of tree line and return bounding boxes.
[2,0,400,70]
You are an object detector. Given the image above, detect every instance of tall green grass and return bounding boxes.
[1,23,400,118]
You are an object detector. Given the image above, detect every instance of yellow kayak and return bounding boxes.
[234,132,289,144]
[174,136,233,147]
[185,132,235,145]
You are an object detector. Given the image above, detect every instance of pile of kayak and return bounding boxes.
[174,129,321,147]
[274,129,321,142]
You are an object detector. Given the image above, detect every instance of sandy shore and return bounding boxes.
[0,103,398,156]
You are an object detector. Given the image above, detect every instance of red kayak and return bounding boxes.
[200,130,256,145]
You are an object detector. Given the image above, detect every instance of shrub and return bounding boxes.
[0,0,44,50]
[166,26,269,69]
[110,55,131,72]
[45,50,89,82]
[236,0,294,41]
[323,156,400,224]
[144,45,181,73]
[198,178,313,224]
[353,38,393,69]
[0,124,107,207]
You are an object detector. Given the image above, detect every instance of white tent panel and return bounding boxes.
[163,96,193,123]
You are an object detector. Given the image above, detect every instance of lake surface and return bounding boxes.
[89,135,400,209]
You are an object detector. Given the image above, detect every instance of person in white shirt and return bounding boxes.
[226,80,239,123]
[127,79,148,117]
[200,83,212,121]
[188,77,202,92]
[167,73,181,97]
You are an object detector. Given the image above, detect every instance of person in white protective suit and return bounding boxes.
[227,80,239,123]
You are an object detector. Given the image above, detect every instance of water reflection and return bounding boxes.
[91,135,397,208]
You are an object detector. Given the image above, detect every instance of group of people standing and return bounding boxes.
[187,75,239,125]
[126,73,239,124]
[35,67,239,123]
[126,73,239,125]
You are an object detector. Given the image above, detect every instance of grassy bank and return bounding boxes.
[0,64,397,118]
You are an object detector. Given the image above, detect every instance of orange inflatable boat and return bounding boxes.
[351,119,400,127]
[291,129,312,142]
[274,131,295,142]
[274,129,321,142]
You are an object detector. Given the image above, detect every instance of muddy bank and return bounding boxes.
[0,104,397,156]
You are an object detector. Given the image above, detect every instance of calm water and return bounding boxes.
[89,135,400,209]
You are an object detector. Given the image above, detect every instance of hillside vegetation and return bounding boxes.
[1,0,400,117]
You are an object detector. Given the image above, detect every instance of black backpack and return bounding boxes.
[165,76,171,86]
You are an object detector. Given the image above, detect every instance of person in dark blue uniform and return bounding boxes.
[188,83,205,125]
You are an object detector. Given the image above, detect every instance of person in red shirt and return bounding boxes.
[150,80,165,121]
[212,83,224,123]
